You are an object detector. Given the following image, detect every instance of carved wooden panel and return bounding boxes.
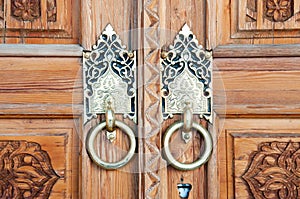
[0,140,59,198]
[213,0,300,45]
[0,119,79,198]
[235,0,300,36]
[217,118,300,199]
[229,130,300,198]
[242,141,300,198]
[0,0,79,43]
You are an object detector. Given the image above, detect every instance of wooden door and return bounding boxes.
[1,0,300,198]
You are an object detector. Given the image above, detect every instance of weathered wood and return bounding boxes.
[208,0,300,47]
[80,1,139,198]
[0,119,79,199]
[1,0,300,198]
[0,0,79,44]
[0,44,82,57]
[213,45,300,58]
[217,118,300,199]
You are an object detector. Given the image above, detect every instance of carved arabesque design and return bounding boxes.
[242,141,300,199]
[0,140,59,198]
[11,0,41,21]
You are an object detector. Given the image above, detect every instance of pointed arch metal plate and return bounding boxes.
[160,24,213,123]
[83,24,136,124]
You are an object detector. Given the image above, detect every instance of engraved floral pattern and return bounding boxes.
[83,24,136,124]
[11,0,41,21]
[265,0,293,22]
[0,141,59,198]
[160,24,212,122]
[242,141,300,199]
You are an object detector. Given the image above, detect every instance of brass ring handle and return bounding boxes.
[86,120,136,170]
[163,121,213,170]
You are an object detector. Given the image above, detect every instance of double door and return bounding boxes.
[0,0,299,198]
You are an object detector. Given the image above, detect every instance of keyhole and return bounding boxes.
[177,176,192,199]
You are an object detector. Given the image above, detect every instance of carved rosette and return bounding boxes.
[264,0,294,22]
[0,140,59,198]
[10,0,56,22]
[11,0,41,21]
[242,141,300,199]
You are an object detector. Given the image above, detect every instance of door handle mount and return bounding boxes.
[83,24,137,169]
[160,24,213,170]
[83,24,137,125]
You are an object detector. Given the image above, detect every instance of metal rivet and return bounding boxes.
[83,52,91,59]
[161,51,168,59]
[128,52,134,59]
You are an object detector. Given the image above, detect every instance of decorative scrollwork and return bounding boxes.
[242,141,300,199]
[0,140,59,198]
[83,24,136,124]
[160,24,212,122]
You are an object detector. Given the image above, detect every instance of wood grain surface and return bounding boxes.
[0,0,299,198]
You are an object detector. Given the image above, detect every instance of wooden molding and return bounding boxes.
[0,44,82,57]
[213,44,300,58]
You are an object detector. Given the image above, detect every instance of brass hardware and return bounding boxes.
[163,120,213,171]
[83,24,137,124]
[160,24,212,122]
[161,51,169,59]
[86,119,136,169]
[83,24,137,169]
[128,51,134,59]
[161,24,213,170]
[105,99,116,133]
[182,102,193,143]
[83,51,91,59]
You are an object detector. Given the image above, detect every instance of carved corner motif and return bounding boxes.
[83,24,136,124]
[47,0,56,22]
[11,0,41,21]
[0,140,59,198]
[0,0,3,20]
[160,24,213,123]
[242,141,300,198]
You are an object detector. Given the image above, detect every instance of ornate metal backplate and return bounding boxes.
[160,24,213,123]
[83,24,136,124]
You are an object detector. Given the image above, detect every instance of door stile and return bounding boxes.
[80,0,140,198]
[141,0,168,198]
